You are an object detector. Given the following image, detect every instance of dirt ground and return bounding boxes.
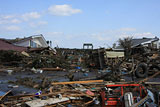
[0,69,160,96]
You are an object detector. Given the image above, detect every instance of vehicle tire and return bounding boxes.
[135,63,148,78]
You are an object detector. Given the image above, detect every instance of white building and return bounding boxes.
[14,34,49,48]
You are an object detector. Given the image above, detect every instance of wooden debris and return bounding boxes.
[131,96,148,107]
[144,82,160,85]
[42,68,63,71]
[84,99,95,105]
[139,71,160,84]
[51,80,103,85]
[0,104,5,107]
[21,51,30,57]
[0,90,12,101]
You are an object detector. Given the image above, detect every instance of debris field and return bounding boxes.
[0,38,160,107]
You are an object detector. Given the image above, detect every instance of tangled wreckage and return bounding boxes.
[0,36,160,106]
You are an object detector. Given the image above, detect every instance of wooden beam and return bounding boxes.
[144,82,160,85]
[131,96,148,107]
[139,71,160,84]
[51,80,104,85]
[41,68,63,71]
[0,90,12,101]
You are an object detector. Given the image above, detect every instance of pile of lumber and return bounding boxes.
[0,80,104,107]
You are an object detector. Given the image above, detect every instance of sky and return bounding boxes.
[0,0,160,48]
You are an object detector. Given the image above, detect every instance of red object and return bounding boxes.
[86,90,95,96]
[100,84,147,107]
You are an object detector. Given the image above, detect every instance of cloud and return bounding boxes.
[88,28,156,48]
[38,21,48,25]
[133,32,155,38]
[119,28,136,32]
[5,25,21,31]
[0,15,21,24]
[48,4,82,16]
[45,32,64,38]
[53,40,60,45]
[0,19,21,24]
[0,20,7,24]
[0,15,15,20]
[116,32,155,39]
[22,12,41,21]
[43,32,65,47]
[29,21,48,28]
[0,12,41,24]
[10,19,21,24]
[91,33,111,41]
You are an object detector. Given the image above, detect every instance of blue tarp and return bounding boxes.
[0,91,5,96]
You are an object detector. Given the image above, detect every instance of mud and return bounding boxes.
[0,70,101,95]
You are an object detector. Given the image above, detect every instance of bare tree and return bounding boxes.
[112,43,116,49]
[118,36,133,58]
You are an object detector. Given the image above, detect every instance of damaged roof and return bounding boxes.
[0,39,27,52]
[131,37,159,47]
[114,37,159,50]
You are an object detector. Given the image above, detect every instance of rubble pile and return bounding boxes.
[0,80,104,107]
[0,50,24,67]
[0,41,160,106]
[0,48,70,70]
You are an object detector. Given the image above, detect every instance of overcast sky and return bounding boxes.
[0,0,160,48]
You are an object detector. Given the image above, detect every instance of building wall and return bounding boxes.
[32,37,48,47]
[142,40,159,49]
[14,40,30,47]
[155,40,159,49]
[151,41,159,49]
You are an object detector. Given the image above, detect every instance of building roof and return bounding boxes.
[12,36,32,44]
[113,37,159,50]
[131,38,158,47]
[0,39,27,52]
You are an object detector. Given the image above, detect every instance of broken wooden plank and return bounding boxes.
[0,90,12,101]
[21,51,30,57]
[131,96,148,107]
[42,68,63,71]
[139,71,160,84]
[84,99,94,105]
[144,82,160,85]
[51,80,104,85]
[0,104,5,107]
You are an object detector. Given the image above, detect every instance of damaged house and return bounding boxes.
[113,37,159,55]
[0,34,53,52]
[13,34,49,48]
